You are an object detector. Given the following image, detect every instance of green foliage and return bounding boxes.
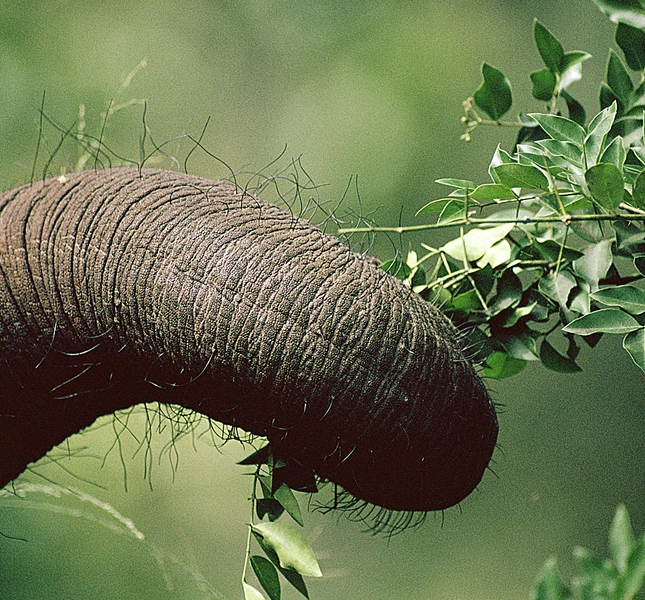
[251,522,321,578]
[474,63,513,121]
[532,504,645,600]
[593,0,645,30]
[241,459,321,600]
[343,8,645,377]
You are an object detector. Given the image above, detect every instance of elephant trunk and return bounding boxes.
[0,168,497,512]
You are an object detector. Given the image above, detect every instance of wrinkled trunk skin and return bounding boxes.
[0,168,497,512]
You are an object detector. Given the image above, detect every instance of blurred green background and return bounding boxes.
[1,1,645,598]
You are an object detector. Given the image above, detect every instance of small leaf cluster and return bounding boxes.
[461,19,590,141]
[533,504,645,600]
[241,453,322,600]
[399,10,645,377]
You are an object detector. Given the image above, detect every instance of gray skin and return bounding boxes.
[0,168,498,512]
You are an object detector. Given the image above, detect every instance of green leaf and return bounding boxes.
[474,63,513,120]
[607,48,634,106]
[491,144,516,165]
[624,163,644,182]
[256,541,310,599]
[573,240,613,292]
[592,0,645,29]
[239,445,272,466]
[609,504,635,573]
[250,556,281,600]
[477,239,512,268]
[561,90,586,126]
[472,263,495,296]
[559,58,585,92]
[562,195,593,212]
[585,163,624,209]
[572,546,616,598]
[251,522,322,578]
[619,116,645,147]
[562,308,641,335]
[410,262,426,290]
[258,475,274,497]
[632,169,645,208]
[452,289,483,311]
[633,146,645,166]
[529,113,586,147]
[470,183,517,200]
[533,240,584,263]
[257,498,285,522]
[483,351,527,379]
[438,199,467,223]
[600,82,622,111]
[587,103,618,137]
[616,22,645,71]
[491,269,522,314]
[500,331,540,361]
[244,581,268,600]
[636,254,645,276]
[493,163,549,190]
[621,538,645,598]
[503,302,539,328]
[380,259,412,280]
[435,178,475,189]
[539,270,577,308]
[572,546,603,579]
[489,145,516,182]
[440,223,514,262]
[614,220,645,256]
[540,340,582,373]
[533,556,572,600]
[561,51,593,75]
[531,68,557,101]
[416,198,451,215]
[277,566,309,599]
[273,485,304,526]
[591,284,645,314]
[624,328,645,372]
[569,282,591,316]
[447,188,473,198]
[599,135,626,170]
[585,103,617,166]
[516,145,550,168]
[536,139,583,166]
[534,20,565,74]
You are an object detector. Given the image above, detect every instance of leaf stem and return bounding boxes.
[619,202,645,215]
[337,212,645,235]
[543,155,568,218]
[460,98,529,140]
[242,468,260,587]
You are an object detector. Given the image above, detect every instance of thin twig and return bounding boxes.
[337,212,645,235]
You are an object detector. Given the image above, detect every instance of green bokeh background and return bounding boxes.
[1,1,644,599]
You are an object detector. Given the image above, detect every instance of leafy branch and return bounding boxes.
[240,451,322,600]
[340,5,645,378]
